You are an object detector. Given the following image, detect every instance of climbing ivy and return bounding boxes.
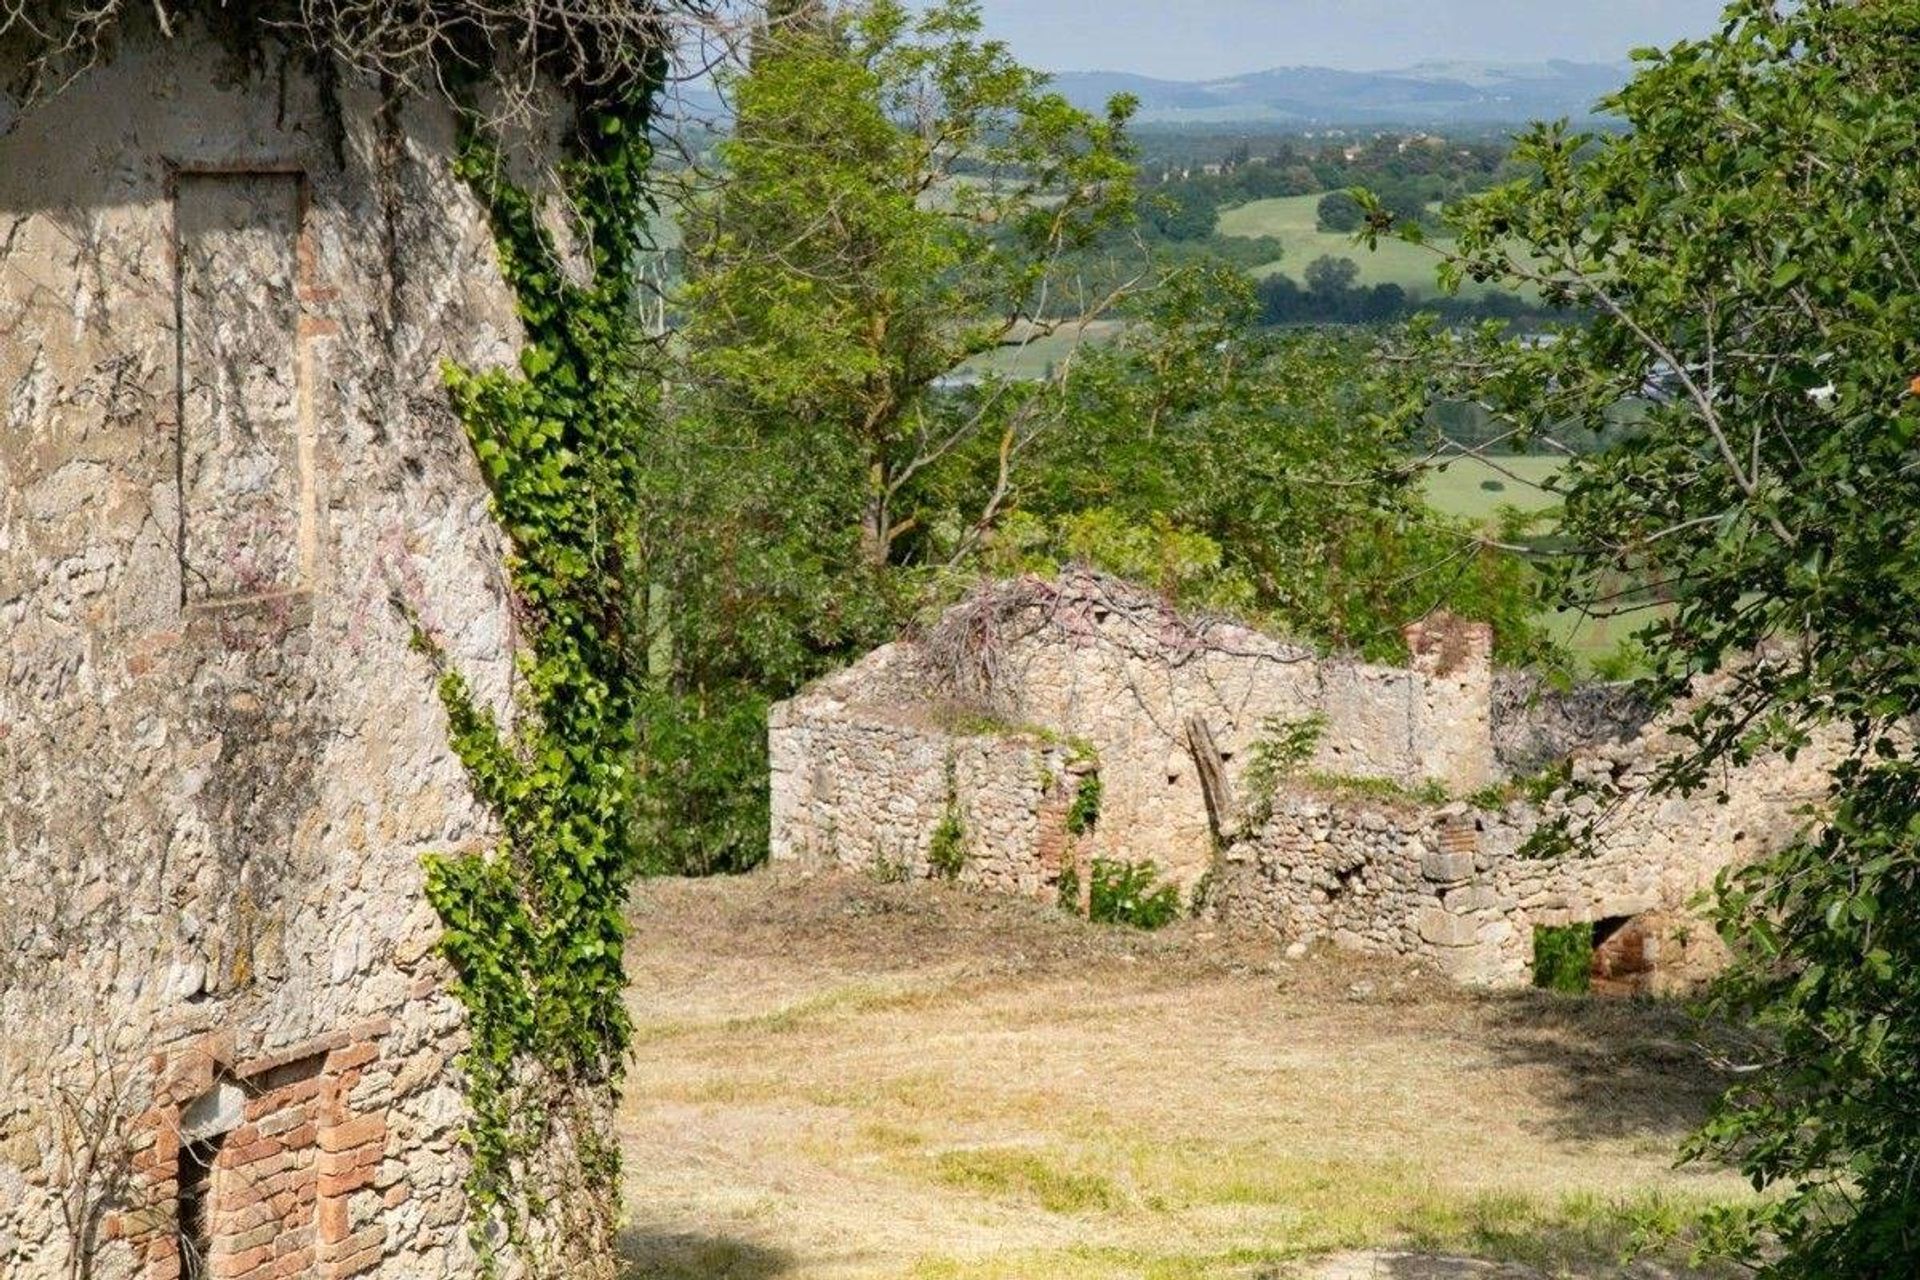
[928,759,968,881]
[1065,772,1102,838]
[417,67,664,1274]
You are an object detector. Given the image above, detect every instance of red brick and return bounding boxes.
[248,1079,325,1120]
[209,1242,274,1278]
[317,1141,384,1177]
[318,1114,384,1155]
[316,1224,385,1263]
[317,1167,375,1198]
[324,1042,378,1074]
[273,1224,314,1253]
[317,1195,350,1244]
[321,1243,386,1280]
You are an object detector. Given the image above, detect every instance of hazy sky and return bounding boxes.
[969,1,1731,79]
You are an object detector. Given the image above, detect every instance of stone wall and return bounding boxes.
[774,575,1500,889]
[0,28,552,1278]
[770,646,1086,897]
[769,574,1837,991]
[1204,709,1836,987]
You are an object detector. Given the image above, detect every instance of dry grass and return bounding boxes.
[618,872,1753,1280]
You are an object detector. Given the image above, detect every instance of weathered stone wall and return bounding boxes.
[770,647,1085,897]
[1204,711,1836,987]
[791,575,1500,887]
[0,28,542,1278]
[769,575,1837,991]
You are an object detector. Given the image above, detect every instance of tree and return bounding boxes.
[1144,183,1219,242]
[638,0,1138,874]
[1395,3,1920,1272]
[1005,267,1554,665]
[678,0,1138,568]
[1316,190,1364,232]
[1303,253,1360,297]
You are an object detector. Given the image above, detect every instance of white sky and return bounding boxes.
[968,0,1731,78]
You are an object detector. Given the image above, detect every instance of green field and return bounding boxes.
[1420,455,1566,524]
[1216,194,1503,299]
[1416,455,1668,671]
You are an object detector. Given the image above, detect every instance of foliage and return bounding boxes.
[1316,190,1365,233]
[1532,924,1594,995]
[928,762,968,880]
[1066,771,1103,837]
[677,0,1139,570]
[1304,253,1362,296]
[1240,713,1328,830]
[422,77,662,1269]
[1302,773,1451,808]
[1003,268,1559,666]
[1144,183,1221,242]
[641,0,1139,875]
[632,688,772,877]
[1086,857,1182,930]
[1400,2,1920,1271]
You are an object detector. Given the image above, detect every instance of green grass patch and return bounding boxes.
[1300,773,1452,808]
[1420,455,1567,525]
[933,1147,1122,1215]
[1216,194,1497,299]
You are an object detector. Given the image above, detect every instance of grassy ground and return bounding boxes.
[1420,456,1567,525]
[619,873,1753,1280]
[1215,196,1495,299]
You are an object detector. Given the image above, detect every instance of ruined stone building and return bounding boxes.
[771,573,1836,991]
[0,13,632,1278]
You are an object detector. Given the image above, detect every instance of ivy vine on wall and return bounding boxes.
[416,67,665,1275]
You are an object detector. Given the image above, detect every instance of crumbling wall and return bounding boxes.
[1206,716,1838,988]
[770,647,1085,897]
[769,576,1837,992]
[859,575,1499,886]
[0,28,536,1279]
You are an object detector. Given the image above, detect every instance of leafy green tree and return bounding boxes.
[1391,3,1920,1271]
[638,0,1137,874]
[1303,253,1361,297]
[1144,183,1220,242]
[1316,190,1364,233]
[678,0,1138,568]
[996,268,1555,664]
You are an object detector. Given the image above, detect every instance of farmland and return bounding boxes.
[1215,195,1508,300]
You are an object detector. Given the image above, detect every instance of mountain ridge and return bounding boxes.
[1050,59,1629,126]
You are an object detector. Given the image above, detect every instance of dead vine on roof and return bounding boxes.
[0,0,737,123]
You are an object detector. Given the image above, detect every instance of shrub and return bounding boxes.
[928,802,967,881]
[1533,923,1594,994]
[1241,713,1328,829]
[1088,858,1182,930]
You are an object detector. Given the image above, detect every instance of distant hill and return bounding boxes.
[1051,60,1630,126]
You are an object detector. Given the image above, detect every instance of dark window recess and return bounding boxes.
[255,1050,326,1094]
[178,1135,223,1280]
